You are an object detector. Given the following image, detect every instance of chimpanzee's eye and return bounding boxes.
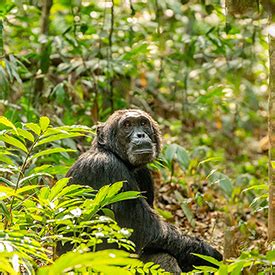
[124,121,131,128]
[140,119,148,126]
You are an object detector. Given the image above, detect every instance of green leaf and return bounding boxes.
[156,208,173,220]
[16,128,34,142]
[25,123,41,135]
[175,191,195,227]
[230,260,247,275]
[121,43,148,60]
[29,148,76,161]
[165,144,177,163]
[38,186,50,200]
[106,181,124,199]
[0,258,16,274]
[16,185,39,195]
[0,177,15,187]
[0,201,11,222]
[38,250,140,275]
[208,171,233,198]
[196,87,224,104]
[242,184,268,193]
[101,208,115,220]
[19,173,53,186]
[52,83,65,104]
[0,153,14,165]
[55,184,91,199]
[175,146,190,170]
[93,185,110,205]
[0,134,28,153]
[199,157,223,165]
[48,178,70,201]
[0,186,15,199]
[0,116,18,134]
[39,117,50,132]
[35,132,84,147]
[192,265,218,272]
[108,191,141,204]
[266,250,275,261]
[192,253,222,267]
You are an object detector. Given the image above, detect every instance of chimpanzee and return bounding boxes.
[65,109,222,273]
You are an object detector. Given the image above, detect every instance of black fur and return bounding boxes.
[65,109,222,272]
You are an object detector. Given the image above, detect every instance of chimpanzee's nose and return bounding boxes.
[137,132,145,138]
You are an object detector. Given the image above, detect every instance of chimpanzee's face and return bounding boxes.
[96,110,160,167]
[116,111,158,166]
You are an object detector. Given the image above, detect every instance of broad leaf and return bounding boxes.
[35,133,84,147]
[19,173,53,186]
[39,117,50,132]
[16,128,34,142]
[192,253,222,267]
[48,178,70,201]
[29,148,76,161]
[108,191,141,204]
[0,116,18,134]
[0,134,28,153]
[25,123,41,135]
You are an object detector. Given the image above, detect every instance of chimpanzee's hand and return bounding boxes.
[179,238,222,272]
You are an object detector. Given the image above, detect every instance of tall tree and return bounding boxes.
[267,4,275,241]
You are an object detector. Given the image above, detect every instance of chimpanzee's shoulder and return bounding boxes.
[77,147,125,167]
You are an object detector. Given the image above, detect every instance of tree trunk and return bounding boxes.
[0,20,3,57]
[34,0,53,103]
[268,10,275,241]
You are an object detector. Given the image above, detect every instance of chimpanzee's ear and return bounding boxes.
[96,123,106,146]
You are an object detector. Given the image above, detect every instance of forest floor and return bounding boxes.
[155,180,268,258]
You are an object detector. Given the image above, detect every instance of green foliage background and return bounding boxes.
[0,0,273,274]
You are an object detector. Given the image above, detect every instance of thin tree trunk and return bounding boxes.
[267,10,275,241]
[0,20,3,57]
[34,0,53,102]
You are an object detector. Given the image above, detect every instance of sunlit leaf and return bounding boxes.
[39,117,50,132]
[0,134,28,153]
[106,181,124,199]
[38,250,140,275]
[48,178,70,201]
[0,201,11,222]
[25,123,41,135]
[35,133,84,147]
[0,116,18,134]
[16,128,34,142]
[108,191,141,204]
[192,253,222,267]
[242,184,268,193]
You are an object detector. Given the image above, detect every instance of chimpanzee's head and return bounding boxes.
[95,109,161,166]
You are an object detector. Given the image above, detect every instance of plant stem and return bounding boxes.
[7,136,40,228]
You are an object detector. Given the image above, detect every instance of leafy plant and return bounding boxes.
[0,116,166,274]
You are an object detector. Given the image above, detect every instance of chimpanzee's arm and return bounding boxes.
[133,167,154,207]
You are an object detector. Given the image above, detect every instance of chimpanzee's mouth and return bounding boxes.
[132,142,153,155]
[132,148,153,154]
